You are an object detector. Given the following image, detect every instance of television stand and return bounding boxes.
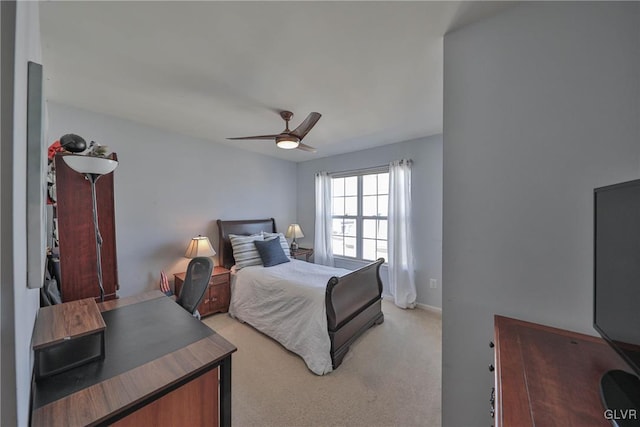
[493,315,632,426]
[601,370,640,426]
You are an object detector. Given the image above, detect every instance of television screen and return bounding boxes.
[594,179,640,374]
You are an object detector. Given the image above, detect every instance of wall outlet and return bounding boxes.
[430,279,438,289]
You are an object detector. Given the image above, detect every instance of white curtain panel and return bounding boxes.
[388,159,417,309]
[314,171,334,266]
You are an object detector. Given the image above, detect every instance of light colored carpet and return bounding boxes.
[203,300,442,427]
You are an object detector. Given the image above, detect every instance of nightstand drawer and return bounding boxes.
[208,284,230,312]
[210,273,229,286]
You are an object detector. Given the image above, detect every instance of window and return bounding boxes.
[331,170,389,261]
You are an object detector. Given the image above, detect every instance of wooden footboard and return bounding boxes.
[326,258,385,369]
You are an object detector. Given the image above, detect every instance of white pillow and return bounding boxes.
[262,231,291,257]
[229,233,264,270]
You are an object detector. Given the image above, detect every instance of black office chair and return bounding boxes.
[176,256,213,319]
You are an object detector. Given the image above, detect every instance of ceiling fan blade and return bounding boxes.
[227,134,279,141]
[290,112,321,141]
[296,142,317,153]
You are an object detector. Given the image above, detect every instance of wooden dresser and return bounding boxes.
[493,315,631,426]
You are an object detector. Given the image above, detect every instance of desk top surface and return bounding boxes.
[31,291,236,427]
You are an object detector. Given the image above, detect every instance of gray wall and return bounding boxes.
[296,135,443,308]
[47,102,298,297]
[1,2,43,426]
[442,2,640,426]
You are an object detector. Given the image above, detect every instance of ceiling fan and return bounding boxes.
[227,110,321,152]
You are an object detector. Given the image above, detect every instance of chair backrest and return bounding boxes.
[177,257,214,315]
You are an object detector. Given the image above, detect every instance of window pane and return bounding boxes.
[333,178,344,197]
[333,197,344,216]
[378,220,388,240]
[344,237,357,257]
[378,195,388,216]
[345,196,357,216]
[363,195,377,216]
[378,173,389,194]
[343,219,357,237]
[345,176,357,196]
[363,239,376,261]
[363,219,376,239]
[363,174,377,195]
[332,235,344,256]
[377,239,388,261]
[330,171,392,263]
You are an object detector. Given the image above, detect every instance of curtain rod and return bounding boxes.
[324,159,413,177]
[328,164,388,177]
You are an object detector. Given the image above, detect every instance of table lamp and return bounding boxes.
[62,154,118,302]
[185,235,216,259]
[285,224,304,251]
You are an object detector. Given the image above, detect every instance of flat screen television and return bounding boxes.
[594,179,640,425]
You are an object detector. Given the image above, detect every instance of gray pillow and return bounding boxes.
[229,233,264,269]
[254,238,290,267]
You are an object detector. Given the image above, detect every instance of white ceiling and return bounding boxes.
[39,1,512,162]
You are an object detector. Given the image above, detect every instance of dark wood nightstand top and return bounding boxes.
[174,266,230,282]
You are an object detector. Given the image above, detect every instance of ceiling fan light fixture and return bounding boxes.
[276,136,299,150]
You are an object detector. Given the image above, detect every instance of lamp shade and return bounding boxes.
[63,155,118,175]
[184,235,216,258]
[285,224,304,239]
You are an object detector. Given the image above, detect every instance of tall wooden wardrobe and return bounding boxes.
[53,153,119,301]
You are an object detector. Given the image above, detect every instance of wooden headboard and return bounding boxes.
[216,218,277,269]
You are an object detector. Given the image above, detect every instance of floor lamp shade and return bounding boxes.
[185,235,216,258]
[63,155,118,175]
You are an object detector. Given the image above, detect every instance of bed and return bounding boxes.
[217,218,384,374]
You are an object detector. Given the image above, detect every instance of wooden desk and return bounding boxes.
[493,315,629,426]
[31,291,236,426]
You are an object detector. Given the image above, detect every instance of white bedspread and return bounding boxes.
[229,259,351,375]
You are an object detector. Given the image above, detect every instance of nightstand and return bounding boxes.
[290,247,314,262]
[174,266,231,318]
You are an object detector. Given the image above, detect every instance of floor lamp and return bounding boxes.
[62,155,118,302]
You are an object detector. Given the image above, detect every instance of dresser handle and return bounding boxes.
[489,364,495,372]
[211,297,217,302]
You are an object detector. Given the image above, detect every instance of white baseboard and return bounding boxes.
[416,302,442,315]
[381,294,442,315]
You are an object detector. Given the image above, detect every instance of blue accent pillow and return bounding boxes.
[254,238,290,267]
